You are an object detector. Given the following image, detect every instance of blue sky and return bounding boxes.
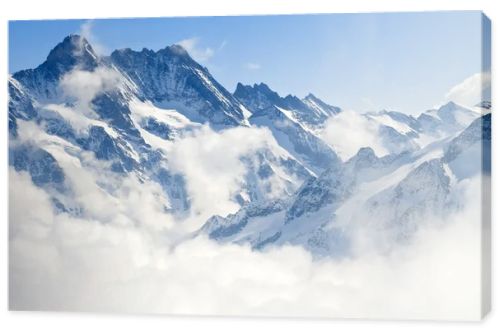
[9,11,485,114]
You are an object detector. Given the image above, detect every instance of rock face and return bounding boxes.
[8,34,327,216]
[234,82,343,174]
[13,35,99,100]
[111,46,246,127]
[234,82,340,129]
[9,34,490,258]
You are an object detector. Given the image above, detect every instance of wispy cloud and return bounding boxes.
[321,110,387,160]
[177,37,215,62]
[218,40,228,51]
[60,67,121,115]
[244,62,261,70]
[166,125,275,224]
[78,20,107,56]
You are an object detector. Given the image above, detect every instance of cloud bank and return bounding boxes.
[9,165,482,319]
[445,72,491,108]
[166,125,276,223]
[321,110,388,160]
[8,52,485,321]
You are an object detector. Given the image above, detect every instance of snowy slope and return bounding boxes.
[201,110,489,256]
[249,106,341,175]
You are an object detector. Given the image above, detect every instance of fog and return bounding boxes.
[9,166,482,320]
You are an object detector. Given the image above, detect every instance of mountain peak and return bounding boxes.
[112,44,195,66]
[305,93,319,100]
[44,34,98,72]
[439,101,460,111]
[47,34,95,61]
[345,147,378,167]
[254,82,272,90]
[301,93,341,118]
[155,44,196,63]
[246,82,279,96]
[234,82,283,113]
[357,146,376,157]
[167,44,189,56]
[11,34,99,98]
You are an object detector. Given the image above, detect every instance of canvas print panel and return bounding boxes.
[8,11,491,320]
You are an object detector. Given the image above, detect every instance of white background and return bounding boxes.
[0,0,498,333]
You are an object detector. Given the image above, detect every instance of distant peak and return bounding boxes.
[234,82,280,97]
[283,94,303,107]
[346,147,378,166]
[305,93,318,100]
[253,82,273,92]
[303,93,330,106]
[441,101,458,108]
[357,147,376,157]
[254,82,268,87]
[235,82,247,89]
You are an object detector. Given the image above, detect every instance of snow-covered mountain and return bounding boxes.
[234,83,341,130]
[354,102,480,156]
[111,45,247,127]
[8,35,322,218]
[9,34,490,258]
[234,82,342,174]
[200,112,491,256]
[12,35,99,101]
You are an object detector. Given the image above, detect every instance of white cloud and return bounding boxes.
[177,37,215,62]
[218,40,228,50]
[166,125,275,224]
[59,67,121,115]
[445,72,491,108]
[245,62,261,70]
[9,168,482,319]
[321,110,388,161]
[78,20,107,55]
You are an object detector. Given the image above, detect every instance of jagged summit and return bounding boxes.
[165,44,189,56]
[109,41,246,126]
[234,81,341,128]
[302,93,341,117]
[12,34,99,99]
[235,82,310,112]
[112,43,194,64]
[114,43,190,56]
[238,82,276,93]
[41,34,99,74]
[233,82,283,113]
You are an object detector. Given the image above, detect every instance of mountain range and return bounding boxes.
[8,35,491,257]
